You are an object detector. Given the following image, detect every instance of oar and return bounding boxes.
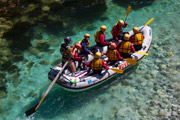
[120,5,132,40]
[111,68,123,74]
[124,58,136,65]
[139,18,154,31]
[25,61,68,116]
[136,51,149,55]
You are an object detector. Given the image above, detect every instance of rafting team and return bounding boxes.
[60,19,144,76]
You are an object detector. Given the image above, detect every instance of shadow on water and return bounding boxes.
[112,0,155,10]
[24,66,137,119]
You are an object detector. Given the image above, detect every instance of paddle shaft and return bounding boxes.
[120,6,131,40]
[35,61,68,111]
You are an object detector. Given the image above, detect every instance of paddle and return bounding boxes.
[111,68,123,74]
[25,61,68,116]
[124,58,136,65]
[119,5,132,40]
[139,18,154,31]
[136,51,149,55]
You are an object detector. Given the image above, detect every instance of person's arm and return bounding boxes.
[116,50,123,60]
[129,35,135,43]
[81,42,90,54]
[130,44,135,53]
[84,61,92,67]
[112,27,119,40]
[74,52,81,61]
[99,34,108,45]
[116,42,121,51]
[101,60,109,70]
[124,22,128,28]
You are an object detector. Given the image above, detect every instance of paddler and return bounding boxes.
[105,42,123,66]
[85,52,109,75]
[129,27,144,51]
[79,33,93,55]
[117,34,135,58]
[94,25,110,46]
[73,43,86,70]
[111,19,128,41]
[60,37,76,76]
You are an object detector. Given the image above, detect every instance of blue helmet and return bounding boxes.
[64,37,71,43]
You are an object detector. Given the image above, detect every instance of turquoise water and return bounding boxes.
[0,0,180,120]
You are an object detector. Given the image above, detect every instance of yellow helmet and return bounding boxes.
[84,33,90,38]
[100,25,107,32]
[124,33,130,41]
[95,52,101,59]
[133,27,139,34]
[118,20,124,25]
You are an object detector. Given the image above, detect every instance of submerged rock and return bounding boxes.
[0,91,7,98]
[168,52,174,56]
[39,60,50,65]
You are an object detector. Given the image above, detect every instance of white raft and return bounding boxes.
[48,25,152,92]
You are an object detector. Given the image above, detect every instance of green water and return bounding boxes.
[0,0,180,120]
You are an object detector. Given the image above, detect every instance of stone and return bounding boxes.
[0,91,7,98]
[42,6,50,12]
[160,64,167,70]
[172,111,177,116]
[12,79,22,87]
[51,59,61,66]
[39,60,50,65]
[34,64,40,67]
[168,52,174,56]
[145,74,151,79]
[158,111,164,117]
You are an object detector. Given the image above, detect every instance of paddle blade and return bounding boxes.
[25,104,38,116]
[144,18,154,27]
[111,68,123,74]
[124,58,136,65]
[136,51,149,55]
[126,5,131,18]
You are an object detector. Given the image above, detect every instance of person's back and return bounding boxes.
[94,25,109,46]
[129,27,144,51]
[117,34,135,58]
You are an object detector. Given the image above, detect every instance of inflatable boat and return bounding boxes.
[48,25,152,92]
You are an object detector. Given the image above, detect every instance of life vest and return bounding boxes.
[107,49,118,61]
[111,23,122,36]
[91,59,102,70]
[94,30,104,43]
[119,41,131,53]
[78,39,89,52]
[60,44,69,59]
[132,33,144,45]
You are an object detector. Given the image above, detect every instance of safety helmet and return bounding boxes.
[124,34,130,41]
[110,42,117,49]
[75,43,81,49]
[64,37,71,43]
[84,33,90,38]
[118,20,124,25]
[100,25,107,32]
[95,52,101,59]
[133,27,139,34]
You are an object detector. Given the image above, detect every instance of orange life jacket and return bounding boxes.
[94,30,105,43]
[119,41,131,53]
[111,23,123,36]
[133,33,144,45]
[107,49,118,60]
[91,59,102,70]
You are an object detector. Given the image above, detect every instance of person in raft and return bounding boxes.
[85,52,109,75]
[79,33,93,55]
[60,37,76,76]
[73,43,86,70]
[105,42,123,66]
[111,19,128,41]
[129,27,144,51]
[117,34,135,58]
[94,25,110,46]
